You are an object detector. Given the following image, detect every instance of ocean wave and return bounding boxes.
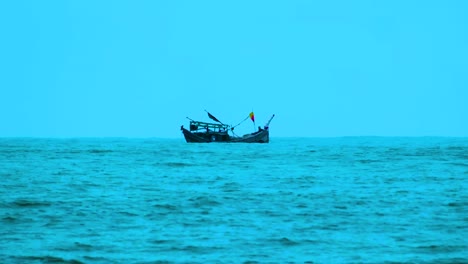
[87,149,114,154]
[10,199,52,208]
[156,162,195,168]
[415,244,467,254]
[11,255,84,264]
[168,245,224,254]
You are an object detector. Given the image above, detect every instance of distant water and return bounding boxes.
[0,137,467,263]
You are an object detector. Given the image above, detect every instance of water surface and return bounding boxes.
[1,137,467,263]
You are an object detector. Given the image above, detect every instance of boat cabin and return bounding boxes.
[187,121,230,142]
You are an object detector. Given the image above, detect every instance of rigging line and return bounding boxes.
[232,114,250,128]
[230,128,240,138]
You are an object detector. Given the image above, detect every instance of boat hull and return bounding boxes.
[181,127,269,143]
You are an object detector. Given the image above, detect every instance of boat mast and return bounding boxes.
[264,114,275,129]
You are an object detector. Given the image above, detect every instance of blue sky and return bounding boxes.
[1,0,467,137]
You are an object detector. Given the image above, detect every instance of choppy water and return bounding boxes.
[0,137,467,263]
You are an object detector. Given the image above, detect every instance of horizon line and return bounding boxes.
[1,135,467,139]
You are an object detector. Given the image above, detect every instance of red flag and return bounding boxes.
[249,112,255,122]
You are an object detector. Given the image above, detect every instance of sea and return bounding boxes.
[0,137,466,264]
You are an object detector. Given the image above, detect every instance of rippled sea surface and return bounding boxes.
[0,137,467,263]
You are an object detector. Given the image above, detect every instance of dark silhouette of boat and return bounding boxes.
[181,112,275,143]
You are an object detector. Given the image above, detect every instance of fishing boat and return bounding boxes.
[181,111,275,143]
